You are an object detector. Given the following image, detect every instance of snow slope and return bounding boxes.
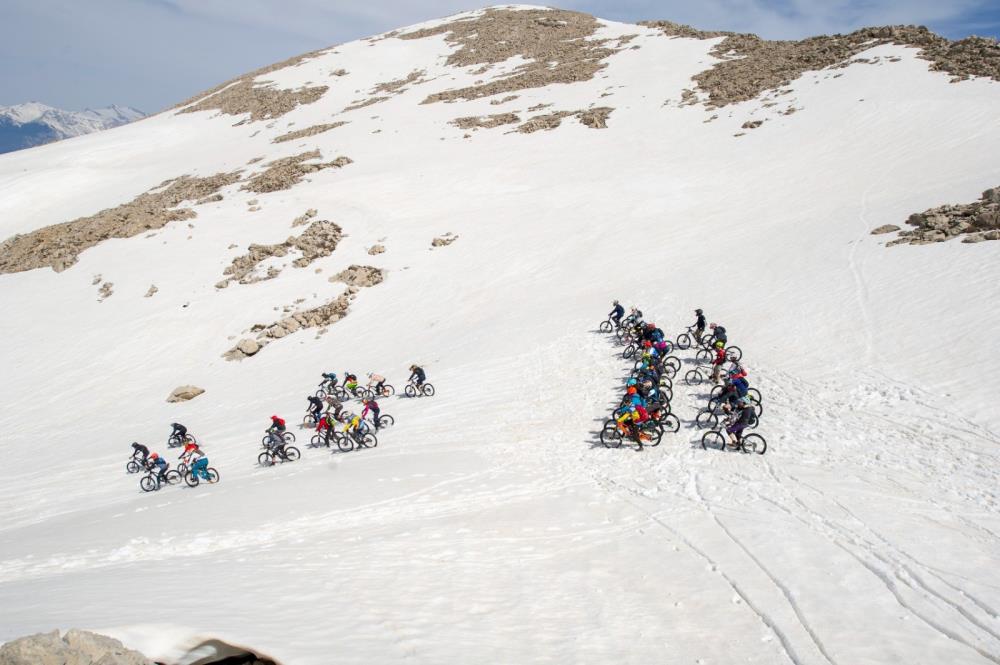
[0,102,144,153]
[1,7,1000,664]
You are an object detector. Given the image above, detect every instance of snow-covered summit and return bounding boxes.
[0,6,999,664]
[0,101,144,153]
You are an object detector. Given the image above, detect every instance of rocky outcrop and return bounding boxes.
[272,122,348,143]
[167,385,205,402]
[642,22,1000,108]
[515,107,614,133]
[291,208,318,227]
[0,171,241,274]
[451,113,520,130]
[217,220,344,287]
[431,232,459,247]
[577,107,614,129]
[367,244,386,255]
[400,9,619,104]
[883,187,1000,245]
[374,69,428,94]
[0,629,152,665]
[870,224,900,234]
[97,281,114,301]
[330,265,385,287]
[241,151,352,194]
[225,290,356,360]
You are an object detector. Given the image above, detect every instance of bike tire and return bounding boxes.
[333,387,348,401]
[641,425,663,447]
[696,410,718,430]
[283,431,296,443]
[741,433,767,455]
[753,402,763,419]
[600,424,622,448]
[361,433,378,448]
[662,364,677,379]
[140,476,158,492]
[664,356,681,372]
[599,320,613,333]
[381,384,396,397]
[422,384,435,397]
[167,435,181,448]
[310,434,323,447]
[285,446,301,461]
[258,452,274,467]
[675,333,691,350]
[709,385,724,400]
[684,369,703,385]
[205,468,220,483]
[164,470,182,484]
[378,414,395,428]
[748,388,762,403]
[315,389,327,399]
[696,349,713,363]
[404,384,416,398]
[660,413,680,433]
[126,460,142,474]
[337,435,355,452]
[177,463,188,477]
[701,431,726,451]
[184,471,200,487]
[726,346,743,361]
[302,414,316,427]
[623,344,636,360]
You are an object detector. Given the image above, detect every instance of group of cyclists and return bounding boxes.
[127,365,431,489]
[604,301,763,452]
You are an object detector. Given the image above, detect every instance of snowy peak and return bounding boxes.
[0,102,145,154]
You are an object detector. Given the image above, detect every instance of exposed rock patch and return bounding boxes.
[273,122,348,143]
[515,107,614,133]
[179,79,328,122]
[432,232,459,247]
[400,9,618,104]
[0,171,240,274]
[870,224,900,234]
[98,281,114,301]
[241,150,352,194]
[144,284,158,297]
[491,95,519,105]
[374,69,428,94]
[578,107,614,128]
[330,264,385,287]
[217,220,344,287]
[225,290,356,360]
[884,187,1000,245]
[0,629,152,665]
[368,244,386,255]
[451,113,520,130]
[167,385,205,403]
[742,119,764,129]
[292,208,318,227]
[342,96,391,112]
[196,193,224,205]
[642,22,1000,107]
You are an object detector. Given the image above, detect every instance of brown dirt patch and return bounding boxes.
[374,69,428,94]
[0,171,241,274]
[883,187,1000,245]
[643,22,1000,107]
[400,9,619,104]
[272,122,348,143]
[330,264,385,287]
[491,95,519,105]
[216,220,344,288]
[241,150,352,194]
[515,107,614,133]
[451,113,520,130]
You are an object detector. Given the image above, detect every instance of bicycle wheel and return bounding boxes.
[422,384,435,397]
[622,344,636,360]
[126,460,142,474]
[660,413,680,433]
[599,320,613,333]
[205,468,220,483]
[140,476,158,492]
[701,431,726,451]
[659,376,673,390]
[696,349,712,363]
[310,434,323,447]
[283,431,296,443]
[164,470,182,484]
[183,434,198,445]
[360,433,378,448]
[302,414,316,427]
[696,411,718,429]
[337,435,355,452]
[177,463,188,476]
[684,369,703,385]
[748,388,762,403]
[675,333,691,350]
[258,451,274,467]
[663,364,677,379]
[333,387,348,400]
[314,388,327,399]
[285,446,301,461]
[381,384,396,397]
[642,425,663,447]
[600,423,623,448]
[753,402,763,419]
[404,384,416,398]
[184,471,200,487]
[726,346,743,361]
[709,385,724,400]
[741,433,767,455]
[167,435,181,448]
[378,414,395,428]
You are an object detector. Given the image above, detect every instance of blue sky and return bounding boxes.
[1,0,997,113]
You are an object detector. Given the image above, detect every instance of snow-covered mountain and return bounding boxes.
[0,102,144,153]
[0,6,999,664]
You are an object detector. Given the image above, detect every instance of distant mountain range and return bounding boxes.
[0,102,145,154]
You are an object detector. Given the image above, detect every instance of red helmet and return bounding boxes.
[150,453,159,460]
[627,386,637,395]
[271,415,280,420]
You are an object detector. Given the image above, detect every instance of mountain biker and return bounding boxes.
[266,415,287,454]
[367,372,386,396]
[130,442,149,464]
[169,422,187,442]
[609,300,625,327]
[361,398,381,430]
[148,452,169,482]
[342,411,363,438]
[321,371,338,387]
[316,411,338,445]
[693,309,706,343]
[343,372,359,395]
[324,395,344,420]
[408,365,426,388]
[726,400,755,446]
[307,395,324,421]
[709,323,727,346]
[179,442,209,480]
[711,341,727,383]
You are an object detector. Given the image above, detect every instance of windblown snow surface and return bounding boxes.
[1,6,999,664]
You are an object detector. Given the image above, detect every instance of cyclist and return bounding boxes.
[342,411,363,439]
[130,441,149,464]
[179,442,210,481]
[266,415,287,455]
[324,395,344,420]
[306,395,324,422]
[321,371,338,388]
[693,309,706,343]
[148,452,169,482]
[609,300,625,327]
[361,398,381,430]
[708,323,727,347]
[316,411,338,446]
[711,341,727,384]
[408,365,426,388]
[726,400,755,447]
[344,372,359,395]
[367,372,387,396]
[169,422,188,443]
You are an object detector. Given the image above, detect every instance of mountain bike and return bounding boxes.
[167,433,197,448]
[600,418,663,448]
[315,379,338,398]
[260,430,295,446]
[700,415,767,454]
[140,468,181,492]
[598,318,618,333]
[361,383,396,399]
[336,429,378,452]
[258,444,300,467]
[126,458,144,474]
[404,381,435,398]
[675,326,702,350]
[184,466,220,487]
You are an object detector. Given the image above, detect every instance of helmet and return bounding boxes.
[727,353,739,362]
[627,387,637,395]
[709,323,717,329]
[627,378,637,386]
[131,441,139,447]
[170,422,178,427]
[150,453,159,460]
[715,341,724,349]
[409,365,416,371]
[271,415,279,420]
[613,299,619,305]
[695,309,702,315]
